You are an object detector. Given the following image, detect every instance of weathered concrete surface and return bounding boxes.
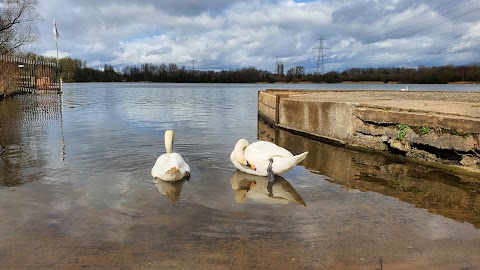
[258,90,480,175]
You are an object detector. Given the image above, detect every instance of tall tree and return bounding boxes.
[0,0,39,55]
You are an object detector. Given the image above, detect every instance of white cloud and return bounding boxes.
[33,0,480,72]
[42,50,71,58]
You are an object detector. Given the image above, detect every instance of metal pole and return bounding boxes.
[55,40,59,66]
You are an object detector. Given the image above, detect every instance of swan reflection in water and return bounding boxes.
[230,171,306,207]
[153,178,187,202]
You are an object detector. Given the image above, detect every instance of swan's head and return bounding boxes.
[234,139,249,166]
[164,130,175,154]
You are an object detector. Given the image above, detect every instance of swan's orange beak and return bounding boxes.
[246,162,256,171]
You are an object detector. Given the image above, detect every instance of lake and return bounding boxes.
[0,82,479,269]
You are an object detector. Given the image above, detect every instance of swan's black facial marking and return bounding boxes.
[246,161,256,171]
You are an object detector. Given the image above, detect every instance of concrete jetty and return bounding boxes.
[258,89,480,175]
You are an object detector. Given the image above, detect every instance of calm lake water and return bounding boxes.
[0,83,479,269]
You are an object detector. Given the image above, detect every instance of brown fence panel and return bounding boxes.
[0,55,60,97]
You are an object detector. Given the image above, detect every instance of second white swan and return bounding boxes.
[230,139,308,182]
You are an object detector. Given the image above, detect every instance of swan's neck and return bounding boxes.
[165,130,174,154]
[234,139,249,165]
[165,141,173,154]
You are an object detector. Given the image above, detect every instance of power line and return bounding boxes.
[354,0,476,41]
[330,3,480,64]
[333,22,476,55]
[363,0,480,42]
[334,0,472,45]
[334,28,480,64]
[328,0,480,50]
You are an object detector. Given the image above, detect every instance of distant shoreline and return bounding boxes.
[62,81,480,85]
[258,81,480,85]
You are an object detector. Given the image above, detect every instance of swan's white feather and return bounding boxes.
[231,139,308,176]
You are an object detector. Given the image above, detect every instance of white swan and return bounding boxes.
[230,139,308,183]
[151,130,190,181]
[401,85,409,91]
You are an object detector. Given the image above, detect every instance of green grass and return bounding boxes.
[421,126,431,135]
[397,123,409,140]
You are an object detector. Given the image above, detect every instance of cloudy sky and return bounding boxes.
[29,0,480,73]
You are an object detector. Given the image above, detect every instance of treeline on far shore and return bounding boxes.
[18,53,480,84]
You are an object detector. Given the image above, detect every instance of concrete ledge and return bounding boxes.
[258,89,480,174]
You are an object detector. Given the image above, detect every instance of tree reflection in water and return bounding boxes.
[0,92,62,187]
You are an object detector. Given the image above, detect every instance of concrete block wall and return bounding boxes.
[279,99,354,142]
[258,89,480,174]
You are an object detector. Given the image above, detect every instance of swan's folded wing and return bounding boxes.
[169,153,190,173]
[152,154,170,177]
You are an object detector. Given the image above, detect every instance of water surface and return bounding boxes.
[0,83,479,269]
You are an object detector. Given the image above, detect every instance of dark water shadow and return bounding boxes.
[0,93,63,187]
[258,118,480,228]
[230,170,306,206]
[153,178,187,202]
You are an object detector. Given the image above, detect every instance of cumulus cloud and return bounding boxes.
[42,50,71,59]
[33,0,480,72]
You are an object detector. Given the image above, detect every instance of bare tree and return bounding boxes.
[0,0,39,55]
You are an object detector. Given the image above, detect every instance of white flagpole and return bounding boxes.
[53,17,65,162]
[55,41,59,65]
[53,17,59,66]
[53,17,62,92]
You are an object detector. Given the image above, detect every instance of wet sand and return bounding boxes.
[2,177,480,270]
